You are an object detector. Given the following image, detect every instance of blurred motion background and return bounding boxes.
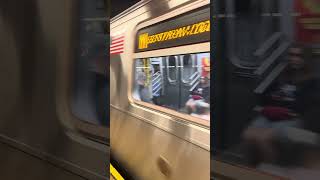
[0,0,108,179]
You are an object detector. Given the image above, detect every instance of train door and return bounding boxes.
[180,54,198,110]
[137,55,190,110]
[163,55,180,109]
[163,55,195,111]
[161,53,210,113]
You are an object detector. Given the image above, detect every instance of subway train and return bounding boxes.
[110,0,210,179]
[0,0,109,180]
[0,0,318,179]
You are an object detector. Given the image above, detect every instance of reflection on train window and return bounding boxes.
[71,0,108,127]
[217,0,320,177]
[133,53,210,121]
[227,0,281,67]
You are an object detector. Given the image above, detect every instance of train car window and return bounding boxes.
[166,56,178,82]
[227,0,281,68]
[133,52,210,121]
[71,0,108,127]
[216,0,320,177]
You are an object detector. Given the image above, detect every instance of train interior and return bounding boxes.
[133,53,210,121]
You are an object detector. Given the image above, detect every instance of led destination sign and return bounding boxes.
[138,20,210,49]
[135,7,210,52]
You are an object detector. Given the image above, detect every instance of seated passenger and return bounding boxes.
[242,76,320,169]
[195,77,210,103]
[242,44,320,167]
[248,85,320,180]
[191,101,210,120]
[185,91,204,114]
[264,44,313,108]
[137,71,153,103]
[253,44,316,123]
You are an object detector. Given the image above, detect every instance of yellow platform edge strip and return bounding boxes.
[110,164,125,180]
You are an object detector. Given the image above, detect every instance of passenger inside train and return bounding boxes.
[242,44,320,165]
[236,46,320,178]
[242,74,320,178]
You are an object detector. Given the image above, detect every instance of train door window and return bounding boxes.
[181,54,198,84]
[133,52,210,122]
[71,0,108,127]
[166,55,178,83]
[227,0,281,67]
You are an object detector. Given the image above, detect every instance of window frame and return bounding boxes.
[130,44,210,127]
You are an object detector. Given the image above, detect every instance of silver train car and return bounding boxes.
[0,1,108,179]
[110,0,210,179]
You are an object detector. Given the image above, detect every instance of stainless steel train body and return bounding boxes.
[110,0,210,179]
